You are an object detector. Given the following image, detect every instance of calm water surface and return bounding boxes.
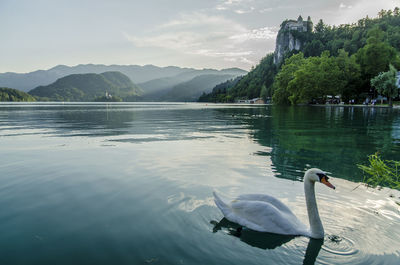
[0,103,399,265]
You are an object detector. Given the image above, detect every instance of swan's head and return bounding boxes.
[305,168,335,189]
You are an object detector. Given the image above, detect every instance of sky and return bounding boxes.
[0,0,398,73]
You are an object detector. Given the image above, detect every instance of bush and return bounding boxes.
[358,153,400,190]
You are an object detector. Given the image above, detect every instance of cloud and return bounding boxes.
[339,3,353,9]
[230,26,278,42]
[193,50,253,57]
[224,56,255,65]
[259,7,273,13]
[234,7,255,14]
[332,0,397,25]
[223,0,247,5]
[215,0,256,14]
[123,12,271,66]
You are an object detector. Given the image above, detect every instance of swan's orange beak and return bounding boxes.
[321,177,335,189]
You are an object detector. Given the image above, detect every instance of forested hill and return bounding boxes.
[153,74,238,102]
[0,87,36,102]
[201,8,400,104]
[29,71,141,102]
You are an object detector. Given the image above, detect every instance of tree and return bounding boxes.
[335,50,363,102]
[314,19,326,33]
[370,64,399,107]
[260,84,268,100]
[356,28,399,80]
[272,53,306,104]
[287,51,345,104]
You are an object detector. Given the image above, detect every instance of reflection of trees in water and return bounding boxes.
[9,104,398,182]
[216,106,400,182]
[211,218,323,265]
[267,106,399,182]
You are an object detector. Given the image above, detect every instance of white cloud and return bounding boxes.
[259,7,273,13]
[123,12,268,66]
[193,50,253,57]
[224,56,255,65]
[339,3,353,9]
[234,7,255,14]
[332,0,397,25]
[215,5,227,11]
[223,0,246,5]
[215,0,256,13]
[230,26,278,42]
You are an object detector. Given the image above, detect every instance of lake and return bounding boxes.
[0,102,399,265]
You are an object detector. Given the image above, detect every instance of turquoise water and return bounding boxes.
[0,103,399,264]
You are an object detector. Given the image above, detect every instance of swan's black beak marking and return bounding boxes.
[317,173,336,189]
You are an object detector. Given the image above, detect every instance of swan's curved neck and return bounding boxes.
[304,179,324,239]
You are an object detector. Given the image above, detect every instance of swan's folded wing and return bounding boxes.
[230,200,308,236]
[236,194,293,214]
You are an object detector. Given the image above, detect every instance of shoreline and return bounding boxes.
[311,104,399,109]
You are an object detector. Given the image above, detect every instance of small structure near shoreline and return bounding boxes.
[397,71,400,88]
[237,97,265,104]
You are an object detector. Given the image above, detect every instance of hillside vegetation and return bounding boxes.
[157,74,238,102]
[29,71,141,102]
[201,8,400,104]
[0,87,36,102]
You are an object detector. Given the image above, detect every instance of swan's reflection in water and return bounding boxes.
[211,218,323,265]
[303,238,323,265]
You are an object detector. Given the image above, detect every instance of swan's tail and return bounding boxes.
[213,191,230,217]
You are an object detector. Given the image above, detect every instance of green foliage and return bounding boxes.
[272,51,361,104]
[272,53,306,104]
[259,84,268,100]
[370,64,399,107]
[335,50,363,102]
[356,28,400,80]
[229,54,277,100]
[198,76,241,102]
[0,87,36,101]
[358,154,400,190]
[200,54,277,102]
[29,72,141,102]
[288,52,344,104]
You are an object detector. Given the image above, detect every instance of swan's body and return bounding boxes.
[213,168,335,239]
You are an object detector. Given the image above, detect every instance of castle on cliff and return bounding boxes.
[274,15,313,64]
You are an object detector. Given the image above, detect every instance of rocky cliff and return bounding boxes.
[274,15,312,64]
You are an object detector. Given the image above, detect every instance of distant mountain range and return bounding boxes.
[0,64,246,93]
[0,64,246,102]
[139,68,246,101]
[29,71,141,101]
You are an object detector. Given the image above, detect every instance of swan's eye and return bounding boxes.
[316,173,327,182]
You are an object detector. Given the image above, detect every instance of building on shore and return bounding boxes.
[237,98,265,104]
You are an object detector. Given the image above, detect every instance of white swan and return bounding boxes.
[213,168,335,239]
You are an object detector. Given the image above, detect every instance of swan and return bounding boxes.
[213,168,335,239]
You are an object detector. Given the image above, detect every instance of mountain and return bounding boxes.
[0,87,36,102]
[0,64,246,93]
[138,68,247,96]
[29,71,141,101]
[198,76,242,102]
[155,74,239,102]
[0,64,194,92]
